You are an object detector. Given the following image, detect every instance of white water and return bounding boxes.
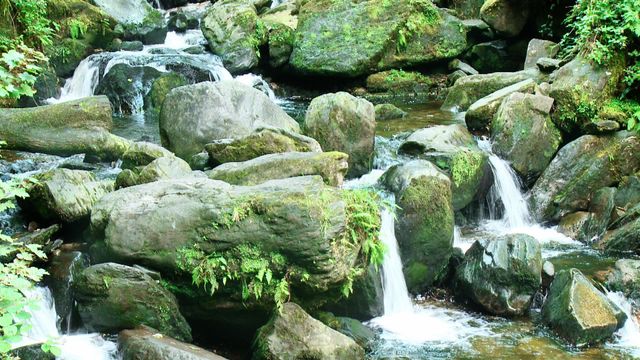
[15,287,118,360]
[605,291,640,356]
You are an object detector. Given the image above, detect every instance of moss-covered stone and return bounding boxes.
[121,141,175,170]
[144,72,189,116]
[366,70,432,94]
[266,21,294,68]
[95,64,162,114]
[465,79,536,131]
[480,0,530,37]
[374,103,407,120]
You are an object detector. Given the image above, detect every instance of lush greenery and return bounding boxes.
[560,0,640,100]
[0,46,45,100]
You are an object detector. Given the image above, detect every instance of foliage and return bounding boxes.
[396,0,440,53]
[2,0,56,50]
[341,189,386,269]
[604,98,640,132]
[177,244,293,313]
[68,19,87,40]
[559,0,640,97]
[0,45,45,100]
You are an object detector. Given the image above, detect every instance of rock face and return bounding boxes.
[465,79,536,131]
[454,234,542,317]
[95,64,162,114]
[380,160,454,291]
[144,73,189,114]
[542,268,626,345]
[599,217,640,253]
[606,259,640,301]
[93,0,166,44]
[442,70,538,111]
[252,303,364,360]
[201,1,261,73]
[74,263,191,341]
[304,92,375,178]
[160,81,300,160]
[119,326,227,360]
[399,124,489,211]
[289,0,466,77]
[529,132,640,222]
[20,169,114,223]
[0,96,130,161]
[549,55,625,134]
[205,127,322,165]
[207,152,348,187]
[523,39,559,70]
[490,92,561,185]
[480,0,530,37]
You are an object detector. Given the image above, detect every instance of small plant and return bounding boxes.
[396,0,440,53]
[68,19,87,40]
[0,45,46,100]
[342,189,387,268]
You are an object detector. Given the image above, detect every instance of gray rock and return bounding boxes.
[480,0,530,37]
[95,0,167,44]
[374,103,407,121]
[449,59,478,75]
[120,40,144,51]
[524,39,559,70]
[252,303,364,360]
[606,259,640,301]
[536,57,562,72]
[121,142,175,170]
[160,81,300,160]
[304,92,375,178]
[557,212,591,240]
[95,64,162,114]
[455,234,542,316]
[465,78,536,131]
[119,326,227,360]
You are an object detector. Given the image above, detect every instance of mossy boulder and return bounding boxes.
[542,268,626,345]
[207,152,348,187]
[399,124,489,211]
[116,156,194,189]
[144,73,189,116]
[121,142,175,170]
[442,69,538,111]
[0,96,130,161]
[448,0,485,19]
[95,64,163,114]
[304,92,375,178]
[19,169,114,223]
[289,0,466,77]
[74,263,192,341]
[366,70,432,94]
[266,22,295,68]
[204,127,322,166]
[606,259,640,302]
[454,234,542,316]
[252,303,364,360]
[380,160,454,291]
[94,0,167,44]
[529,132,640,222]
[598,217,640,253]
[490,92,562,185]
[480,0,530,37]
[119,326,227,360]
[549,55,625,135]
[557,212,591,240]
[160,81,300,160]
[465,78,536,131]
[201,0,263,73]
[375,103,407,121]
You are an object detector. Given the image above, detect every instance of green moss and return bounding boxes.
[451,150,484,187]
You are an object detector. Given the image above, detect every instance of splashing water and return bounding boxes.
[235,73,277,102]
[606,291,640,357]
[15,287,119,360]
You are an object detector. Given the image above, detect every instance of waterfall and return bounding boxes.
[477,138,531,229]
[55,56,102,102]
[606,291,640,355]
[15,287,118,360]
[379,194,413,315]
[235,73,277,102]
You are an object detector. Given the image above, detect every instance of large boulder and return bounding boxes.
[252,303,364,360]
[454,234,542,316]
[375,103,407,121]
[598,217,640,253]
[289,0,466,77]
[606,259,640,301]
[121,142,175,170]
[465,78,536,131]
[207,152,348,187]
[380,160,454,291]
[366,70,432,94]
[304,92,375,178]
[205,127,322,166]
[523,39,559,70]
[95,64,162,114]
[119,326,227,360]
[0,96,130,161]
[93,0,167,44]
[116,156,194,189]
[201,1,262,73]
[144,73,189,115]
[74,263,191,341]
[398,124,489,211]
[479,0,530,37]
[160,81,300,160]
[19,169,114,223]
[490,92,562,185]
[542,268,626,345]
[442,69,538,111]
[549,55,625,134]
[529,132,640,222]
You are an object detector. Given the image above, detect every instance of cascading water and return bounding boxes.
[14,287,118,360]
[606,291,640,355]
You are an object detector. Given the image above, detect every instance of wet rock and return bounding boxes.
[160,81,300,160]
[304,92,375,178]
[119,326,227,360]
[252,303,364,360]
[375,103,407,121]
[583,187,617,242]
[442,69,538,111]
[464,40,528,73]
[380,160,454,291]
[480,0,530,37]
[144,72,189,115]
[542,260,554,290]
[120,40,144,51]
[317,312,377,349]
[542,268,626,345]
[121,142,175,170]
[529,132,640,222]
[74,263,191,341]
[96,64,162,115]
[207,151,348,187]
[523,39,559,70]
[454,234,542,316]
[168,12,199,33]
[490,92,561,185]
[606,259,640,301]
[20,169,114,223]
[399,124,489,211]
[204,127,322,165]
[266,22,294,68]
[366,70,432,93]
[615,175,640,214]
[0,96,130,161]
[201,1,262,73]
[117,156,194,189]
[536,57,562,73]
[598,217,640,253]
[94,0,166,44]
[447,70,467,86]
[557,212,591,240]
[449,59,478,75]
[46,250,88,332]
[323,264,384,320]
[465,79,536,131]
